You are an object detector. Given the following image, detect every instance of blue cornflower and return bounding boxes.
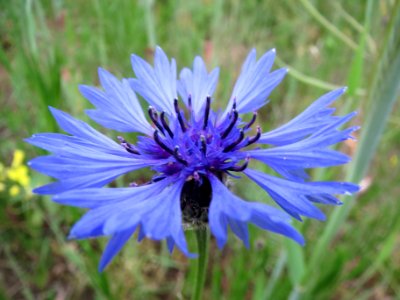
[27,47,359,271]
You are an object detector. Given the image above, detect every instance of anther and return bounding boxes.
[148,107,164,134]
[227,157,249,172]
[246,126,261,146]
[221,109,238,139]
[152,175,166,183]
[174,146,188,166]
[188,95,192,110]
[243,112,257,130]
[200,135,207,155]
[153,130,174,155]
[117,136,140,154]
[223,129,244,152]
[203,96,211,130]
[160,112,174,138]
[174,98,187,132]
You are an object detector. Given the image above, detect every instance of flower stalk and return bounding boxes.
[192,228,209,300]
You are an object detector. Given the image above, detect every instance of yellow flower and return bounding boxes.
[5,150,31,188]
[11,149,25,168]
[9,184,20,197]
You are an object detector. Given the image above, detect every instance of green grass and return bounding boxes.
[1,0,399,299]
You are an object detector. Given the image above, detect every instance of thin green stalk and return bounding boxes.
[260,250,287,300]
[192,228,209,300]
[334,3,376,55]
[299,0,358,51]
[143,0,156,48]
[275,57,365,97]
[4,246,35,300]
[299,0,400,296]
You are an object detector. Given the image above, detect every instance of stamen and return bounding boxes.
[203,96,211,130]
[200,135,207,155]
[223,129,244,152]
[243,112,257,130]
[174,146,188,166]
[152,175,166,183]
[153,130,174,155]
[160,112,174,138]
[226,158,249,172]
[246,126,261,146]
[221,109,238,139]
[174,98,187,132]
[117,136,140,154]
[188,95,192,110]
[228,99,237,118]
[148,107,165,134]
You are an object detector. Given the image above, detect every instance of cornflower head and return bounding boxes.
[27,47,359,271]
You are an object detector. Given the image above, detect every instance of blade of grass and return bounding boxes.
[298,0,358,51]
[259,250,287,300]
[142,0,157,48]
[347,216,400,298]
[4,246,35,300]
[285,239,305,287]
[286,10,372,290]
[334,2,376,55]
[275,57,365,96]
[301,0,400,295]
[346,1,371,98]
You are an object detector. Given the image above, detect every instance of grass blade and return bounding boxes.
[302,0,400,294]
[299,0,358,51]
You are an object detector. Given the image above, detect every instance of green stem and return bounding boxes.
[143,0,156,48]
[192,228,209,300]
[299,0,358,51]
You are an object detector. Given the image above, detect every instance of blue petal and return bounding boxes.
[244,168,359,220]
[306,194,343,205]
[247,148,351,169]
[29,152,155,194]
[53,179,171,208]
[249,203,305,245]
[259,88,347,145]
[227,219,250,248]
[25,133,129,157]
[66,179,172,239]
[66,178,194,258]
[29,154,148,180]
[130,46,177,115]
[208,174,303,247]
[166,237,175,253]
[178,56,219,118]
[80,68,153,135]
[47,107,119,146]
[248,111,358,170]
[26,108,157,194]
[98,227,136,272]
[221,49,285,119]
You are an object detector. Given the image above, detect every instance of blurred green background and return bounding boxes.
[1,0,399,299]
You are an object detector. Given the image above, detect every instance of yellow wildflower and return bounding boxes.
[9,184,20,197]
[11,149,25,168]
[6,150,31,188]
